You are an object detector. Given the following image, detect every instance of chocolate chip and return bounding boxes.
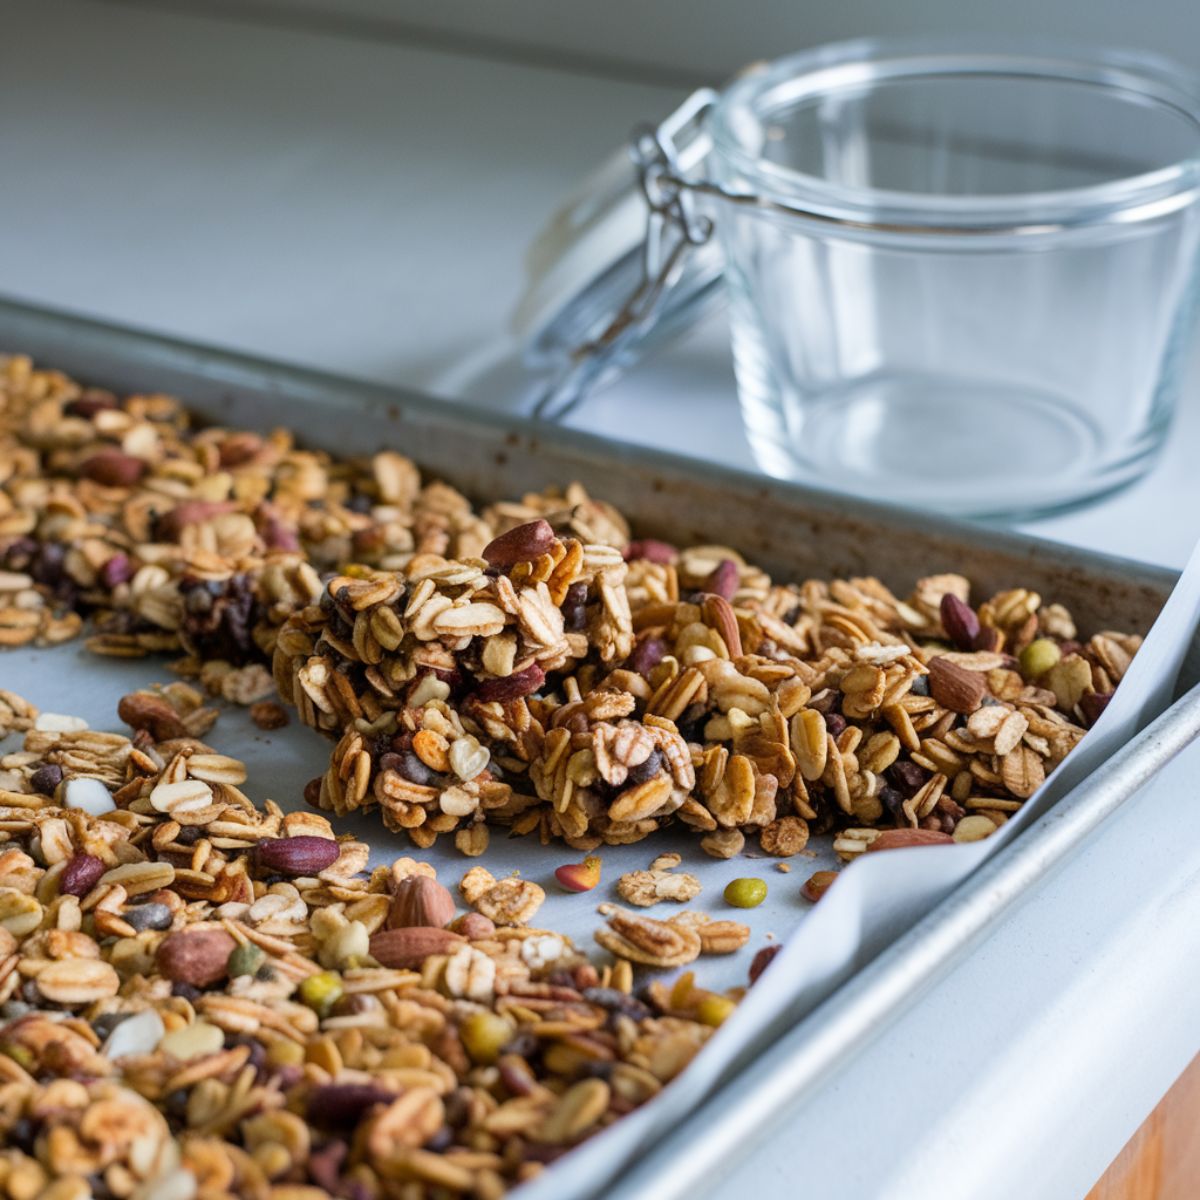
[29,764,63,795]
[625,749,664,787]
[886,761,929,798]
[307,1083,397,1127]
[562,581,589,631]
[627,636,666,676]
[125,902,173,932]
[823,713,847,738]
[582,987,651,1021]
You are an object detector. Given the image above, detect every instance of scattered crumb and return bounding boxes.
[250,700,289,730]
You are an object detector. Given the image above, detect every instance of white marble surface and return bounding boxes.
[3,3,1199,1196]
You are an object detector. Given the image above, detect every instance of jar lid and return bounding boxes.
[512,89,727,418]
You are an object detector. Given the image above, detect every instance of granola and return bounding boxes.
[0,691,745,1197]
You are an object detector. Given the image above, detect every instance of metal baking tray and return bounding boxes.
[1,296,1197,1199]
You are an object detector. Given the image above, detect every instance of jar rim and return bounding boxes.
[708,35,1200,233]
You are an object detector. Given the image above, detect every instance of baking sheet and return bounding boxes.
[2,297,1198,1198]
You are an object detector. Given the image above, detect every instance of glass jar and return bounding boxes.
[526,37,1200,520]
[705,37,1200,518]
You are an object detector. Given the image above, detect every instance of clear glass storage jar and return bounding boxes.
[525,38,1200,520]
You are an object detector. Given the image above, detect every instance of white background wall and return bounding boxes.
[108,0,1200,81]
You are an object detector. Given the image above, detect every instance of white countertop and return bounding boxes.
[4,3,1199,1195]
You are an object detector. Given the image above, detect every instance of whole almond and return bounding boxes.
[927,657,987,714]
[866,828,955,852]
[369,927,464,969]
[254,835,340,876]
[701,593,742,658]
[701,558,739,600]
[79,449,146,487]
[387,875,456,930]
[156,928,237,987]
[452,912,496,940]
[482,519,556,568]
[939,593,981,651]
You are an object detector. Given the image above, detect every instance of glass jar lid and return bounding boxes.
[512,88,728,419]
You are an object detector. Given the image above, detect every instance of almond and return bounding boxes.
[701,558,738,600]
[452,913,496,940]
[254,835,340,876]
[387,875,456,929]
[155,928,237,987]
[78,449,146,487]
[369,927,464,969]
[482,519,556,568]
[701,593,742,658]
[939,593,981,650]
[866,828,955,852]
[927,656,987,714]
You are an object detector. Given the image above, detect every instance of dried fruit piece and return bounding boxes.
[460,1011,515,1064]
[801,870,838,902]
[474,662,546,703]
[307,1083,396,1128]
[623,539,677,563]
[59,853,107,898]
[695,994,736,1026]
[249,700,289,730]
[1019,637,1062,679]
[749,944,781,983]
[555,856,602,893]
[298,970,344,1017]
[227,942,265,977]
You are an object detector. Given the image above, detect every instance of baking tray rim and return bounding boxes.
[0,292,1179,605]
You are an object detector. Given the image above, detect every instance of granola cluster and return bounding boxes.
[0,691,746,1199]
[275,537,1138,857]
[0,353,1142,862]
